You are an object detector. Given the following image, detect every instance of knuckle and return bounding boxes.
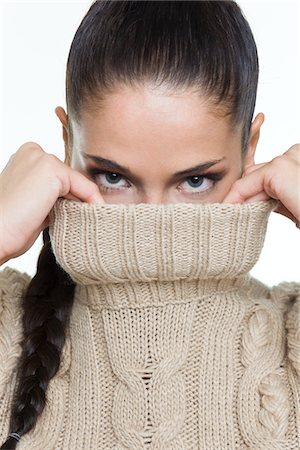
[6,151,17,163]
[270,155,283,168]
[283,144,300,159]
[288,144,300,160]
[15,142,45,162]
[19,141,43,154]
[41,154,65,174]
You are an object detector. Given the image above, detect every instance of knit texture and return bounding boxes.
[0,197,299,449]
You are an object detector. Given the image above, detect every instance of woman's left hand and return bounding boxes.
[223,144,300,227]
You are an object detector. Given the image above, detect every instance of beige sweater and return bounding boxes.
[0,197,299,449]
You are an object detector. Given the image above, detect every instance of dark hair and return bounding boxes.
[66,0,259,153]
[1,1,259,447]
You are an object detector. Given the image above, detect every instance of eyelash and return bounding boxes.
[86,168,224,196]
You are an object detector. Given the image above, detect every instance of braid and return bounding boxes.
[0,227,76,449]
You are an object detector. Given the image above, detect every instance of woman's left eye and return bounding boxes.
[179,174,223,195]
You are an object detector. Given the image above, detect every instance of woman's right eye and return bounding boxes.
[87,169,131,192]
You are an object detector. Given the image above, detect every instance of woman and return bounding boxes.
[0,1,299,449]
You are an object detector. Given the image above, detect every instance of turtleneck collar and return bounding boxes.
[48,197,277,301]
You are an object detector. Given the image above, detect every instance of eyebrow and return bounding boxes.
[81,152,226,179]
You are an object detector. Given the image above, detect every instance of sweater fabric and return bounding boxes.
[0,197,299,450]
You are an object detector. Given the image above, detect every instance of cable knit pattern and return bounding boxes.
[0,267,30,396]
[102,302,196,448]
[269,282,300,377]
[0,197,299,449]
[238,303,290,449]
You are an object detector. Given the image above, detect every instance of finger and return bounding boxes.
[241,162,268,177]
[64,169,105,204]
[223,165,272,203]
[282,144,300,163]
[244,192,270,203]
[274,202,299,223]
[62,192,84,202]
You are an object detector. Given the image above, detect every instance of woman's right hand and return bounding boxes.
[0,142,105,264]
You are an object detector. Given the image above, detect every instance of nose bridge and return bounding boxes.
[139,188,168,204]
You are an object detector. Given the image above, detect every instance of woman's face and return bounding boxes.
[56,84,264,204]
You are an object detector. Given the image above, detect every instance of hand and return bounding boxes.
[0,142,105,264]
[223,144,300,227]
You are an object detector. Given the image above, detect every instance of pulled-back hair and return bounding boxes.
[1,1,259,447]
[66,0,259,152]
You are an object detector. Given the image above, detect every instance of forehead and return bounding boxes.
[71,84,241,159]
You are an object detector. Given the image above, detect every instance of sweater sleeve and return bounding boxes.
[0,266,31,398]
[268,281,300,377]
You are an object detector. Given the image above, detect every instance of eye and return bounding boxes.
[178,173,224,196]
[87,169,130,192]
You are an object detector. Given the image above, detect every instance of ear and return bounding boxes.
[55,106,71,166]
[242,112,265,173]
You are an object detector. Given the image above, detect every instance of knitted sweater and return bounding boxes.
[0,197,299,450]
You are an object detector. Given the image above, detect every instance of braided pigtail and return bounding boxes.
[0,227,76,449]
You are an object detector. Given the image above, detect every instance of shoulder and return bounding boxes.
[0,265,32,334]
[268,280,300,377]
[0,265,32,301]
[0,266,32,395]
[0,265,32,326]
[245,276,300,315]
[268,281,300,314]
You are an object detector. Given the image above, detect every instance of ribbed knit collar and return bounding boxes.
[48,198,278,294]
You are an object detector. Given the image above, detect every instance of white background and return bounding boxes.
[0,0,299,285]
